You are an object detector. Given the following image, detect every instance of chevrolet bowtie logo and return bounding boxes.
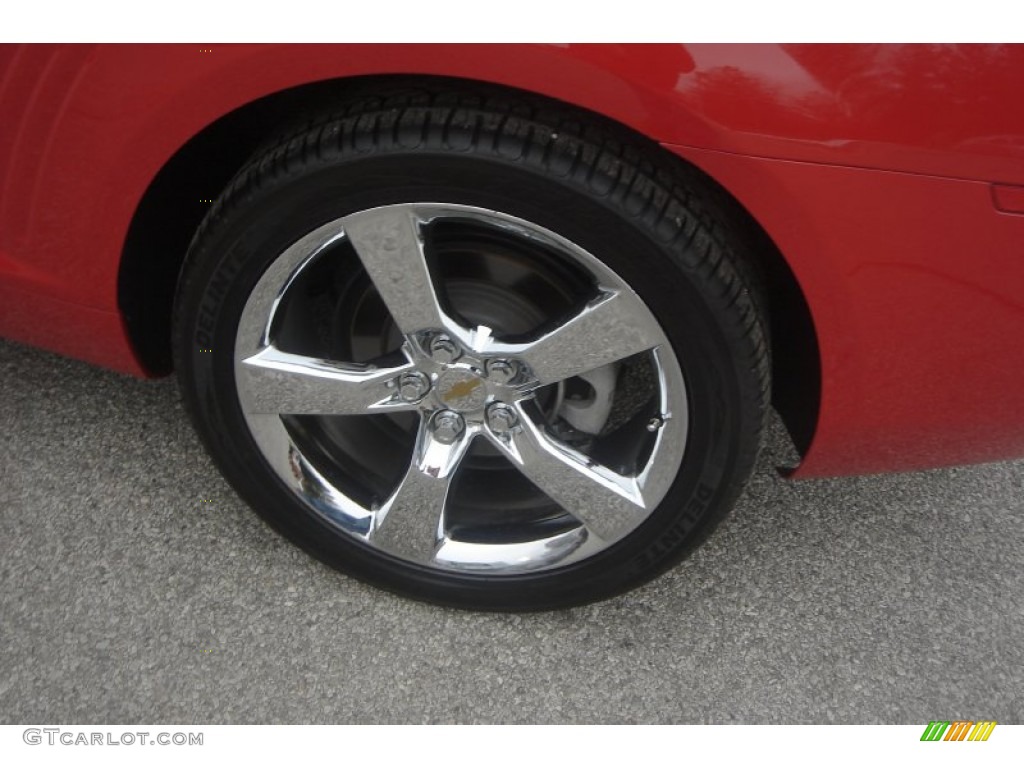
[444,378,482,401]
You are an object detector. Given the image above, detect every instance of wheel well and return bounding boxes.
[118,74,820,458]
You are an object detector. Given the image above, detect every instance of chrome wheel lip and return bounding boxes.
[233,203,689,575]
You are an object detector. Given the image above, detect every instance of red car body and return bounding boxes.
[2,43,1023,478]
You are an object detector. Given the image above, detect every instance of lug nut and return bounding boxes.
[486,358,519,384]
[397,371,431,402]
[486,402,519,435]
[431,410,465,444]
[429,335,461,364]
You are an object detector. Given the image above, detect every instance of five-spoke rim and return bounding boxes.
[233,204,688,574]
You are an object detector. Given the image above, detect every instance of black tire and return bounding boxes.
[172,84,769,611]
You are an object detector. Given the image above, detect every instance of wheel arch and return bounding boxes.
[117,73,820,460]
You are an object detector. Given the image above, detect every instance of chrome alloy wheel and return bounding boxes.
[233,203,688,574]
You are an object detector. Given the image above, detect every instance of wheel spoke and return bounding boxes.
[492,290,663,385]
[237,346,418,416]
[489,404,649,541]
[343,205,450,335]
[370,419,474,561]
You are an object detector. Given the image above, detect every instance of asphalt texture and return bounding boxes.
[1,337,1022,724]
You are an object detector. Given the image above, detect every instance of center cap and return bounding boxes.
[436,369,488,412]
